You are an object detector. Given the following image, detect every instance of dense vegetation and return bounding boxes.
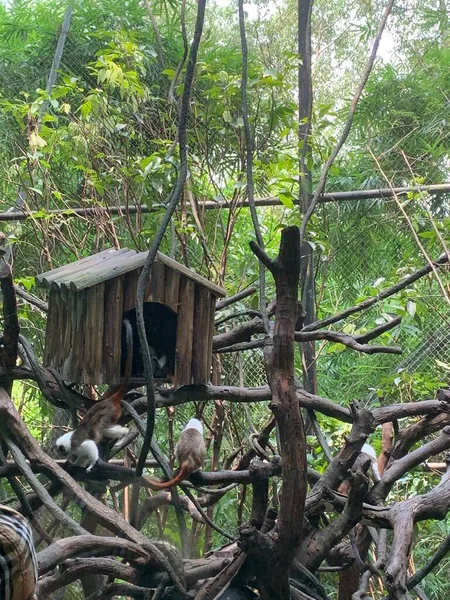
[0,0,450,599]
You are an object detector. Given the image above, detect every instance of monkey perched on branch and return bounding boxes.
[148,418,206,490]
[55,320,133,472]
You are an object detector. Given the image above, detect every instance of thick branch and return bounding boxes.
[260,226,307,598]
[368,427,450,503]
[0,253,19,391]
[0,390,186,593]
[38,536,147,575]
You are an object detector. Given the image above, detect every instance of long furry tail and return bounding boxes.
[145,463,191,490]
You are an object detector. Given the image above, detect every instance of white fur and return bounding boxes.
[105,425,129,453]
[55,431,99,472]
[183,418,203,435]
[158,354,167,369]
[79,440,99,472]
[56,431,74,454]
[362,443,376,459]
[362,443,381,483]
[104,425,129,439]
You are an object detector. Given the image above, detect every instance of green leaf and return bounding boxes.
[278,193,294,208]
[217,70,229,83]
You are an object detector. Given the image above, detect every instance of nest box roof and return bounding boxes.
[36,248,226,297]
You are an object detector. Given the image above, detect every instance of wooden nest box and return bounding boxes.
[36,249,226,387]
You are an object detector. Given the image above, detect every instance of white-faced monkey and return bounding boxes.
[56,319,133,471]
[148,418,206,489]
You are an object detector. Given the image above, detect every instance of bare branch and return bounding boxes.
[216,286,257,310]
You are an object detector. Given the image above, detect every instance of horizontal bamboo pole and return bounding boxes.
[1,183,449,221]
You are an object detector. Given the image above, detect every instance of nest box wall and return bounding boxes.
[37,249,225,387]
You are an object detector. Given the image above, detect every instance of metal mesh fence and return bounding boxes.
[1,4,450,598]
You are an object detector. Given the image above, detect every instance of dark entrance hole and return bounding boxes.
[121,302,177,379]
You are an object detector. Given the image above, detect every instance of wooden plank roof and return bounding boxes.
[36,248,226,297]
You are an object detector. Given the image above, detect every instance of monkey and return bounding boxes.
[149,345,168,378]
[361,443,381,483]
[337,442,381,496]
[55,319,133,472]
[148,418,206,489]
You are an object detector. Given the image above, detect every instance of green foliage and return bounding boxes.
[1,1,450,595]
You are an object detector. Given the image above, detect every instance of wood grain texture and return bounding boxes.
[104,277,124,385]
[123,269,140,312]
[83,284,105,383]
[174,278,195,386]
[164,268,180,312]
[148,261,166,304]
[192,286,210,383]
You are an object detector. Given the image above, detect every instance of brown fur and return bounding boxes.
[149,429,206,490]
[70,319,133,451]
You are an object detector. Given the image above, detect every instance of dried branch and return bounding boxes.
[3,436,87,536]
[37,557,139,596]
[38,535,147,575]
[312,404,375,493]
[213,317,266,350]
[214,316,401,355]
[14,284,48,312]
[368,427,450,504]
[0,390,186,594]
[301,465,369,572]
[216,286,257,310]
[296,328,402,355]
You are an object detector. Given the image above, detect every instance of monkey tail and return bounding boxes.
[107,318,133,409]
[144,462,191,490]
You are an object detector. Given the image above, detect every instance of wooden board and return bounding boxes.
[37,248,226,298]
[123,269,140,312]
[70,251,152,292]
[52,294,65,370]
[206,292,217,383]
[37,248,120,286]
[192,286,211,383]
[61,289,76,380]
[147,261,166,303]
[71,290,87,383]
[174,278,195,386]
[54,249,130,292]
[104,276,124,385]
[164,268,180,312]
[43,291,57,367]
[156,252,226,297]
[83,283,105,383]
